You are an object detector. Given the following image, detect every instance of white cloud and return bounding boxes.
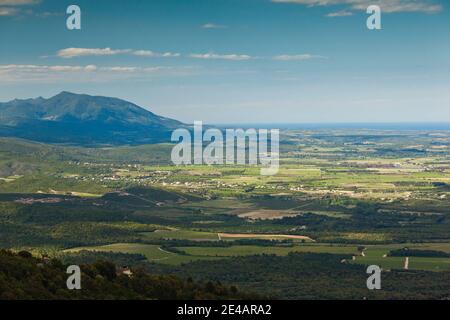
[0,7,60,17]
[0,64,99,73]
[132,50,180,58]
[0,0,39,17]
[133,50,156,57]
[84,65,98,72]
[0,0,39,5]
[56,47,181,59]
[190,53,252,61]
[201,23,228,29]
[0,64,197,83]
[271,0,442,14]
[31,11,63,17]
[48,65,92,72]
[326,10,353,17]
[57,48,131,58]
[273,54,326,61]
[102,66,140,72]
[0,7,16,15]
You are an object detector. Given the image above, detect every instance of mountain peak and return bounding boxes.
[56,91,77,96]
[53,91,91,100]
[0,93,183,146]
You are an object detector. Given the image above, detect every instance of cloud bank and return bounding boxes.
[190,53,253,61]
[0,0,39,16]
[273,54,326,61]
[57,48,181,59]
[271,0,442,14]
[0,64,196,83]
[201,23,228,29]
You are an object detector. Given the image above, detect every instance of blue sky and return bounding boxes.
[0,0,449,123]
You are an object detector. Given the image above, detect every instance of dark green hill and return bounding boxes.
[0,250,257,300]
[0,92,184,146]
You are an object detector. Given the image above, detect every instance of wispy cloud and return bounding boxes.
[1,8,60,17]
[56,47,181,59]
[56,49,328,62]
[132,50,181,58]
[201,23,228,29]
[190,53,252,61]
[0,0,39,5]
[0,6,16,15]
[57,48,131,58]
[271,0,442,14]
[0,64,197,83]
[326,10,353,17]
[273,54,326,61]
[57,48,258,61]
[0,0,40,17]
[31,10,63,18]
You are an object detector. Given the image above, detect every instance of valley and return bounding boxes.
[0,127,449,299]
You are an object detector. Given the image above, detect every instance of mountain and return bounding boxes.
[0,92,184,145]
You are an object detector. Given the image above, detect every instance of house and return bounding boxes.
[117,266,133,277]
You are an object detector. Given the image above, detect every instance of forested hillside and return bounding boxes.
[0,250,258,300]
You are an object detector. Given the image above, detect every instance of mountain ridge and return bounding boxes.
[0,92,184,146]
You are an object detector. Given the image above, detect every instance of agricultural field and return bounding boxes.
[351,243,450,271]
[66,243,219,265]
[0,129,449,299]
[66,242,450,271]
[176,244,357,257]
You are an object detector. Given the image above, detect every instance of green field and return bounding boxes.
[141,229,220,241]
[66,243,218,265]
[67,243,358,265]
[177,244,357,257]
[351,243,450,271]
[66,242,450,271]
